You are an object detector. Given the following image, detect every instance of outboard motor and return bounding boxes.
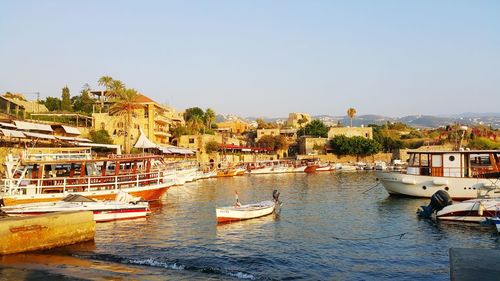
[272,190,280,202]
[417,190,453,218]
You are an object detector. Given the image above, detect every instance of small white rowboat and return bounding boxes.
[2,193,150,222]
[216,190,280,223]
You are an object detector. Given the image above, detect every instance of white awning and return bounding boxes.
[61,125,81,135]
[1,129,26,138]
[134,129,159,149]
[55,136,92,142]
[55,136,76,141]
[159,146,194,155]
[75,137,92,142]
[14,120,53,132]
[0,122,16,128]
[24,132,56,140]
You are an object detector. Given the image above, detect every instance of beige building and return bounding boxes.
[92,94,174,149]
[217,120,249,135]
[178,134,243,163]
[256,128,280,141]
[287,112,311,128]
[328,127,373,139]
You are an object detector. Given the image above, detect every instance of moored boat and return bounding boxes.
[216,190,281,223]
[1,192,150,222]
[377,150,500,199]
[0,147,176,206]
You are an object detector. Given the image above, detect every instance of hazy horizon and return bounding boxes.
[1,1,499,118]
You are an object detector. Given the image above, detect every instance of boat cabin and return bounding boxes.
[406,150,500,178]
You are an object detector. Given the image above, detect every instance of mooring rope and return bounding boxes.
[332,232,408,241]
[362,182,381,194]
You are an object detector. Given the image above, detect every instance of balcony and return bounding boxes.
[154,114,171,124]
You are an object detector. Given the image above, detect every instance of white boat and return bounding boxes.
[417,190,500,233]
[316,163,333,172]
[216,190,280,223]
[374,161,387,171]
[377,150,500,199]
[1,192,150,222]
[340,164,357,171]
[436,198,500,223]
[0,148,176,206]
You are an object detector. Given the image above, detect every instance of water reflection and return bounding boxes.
[6,171,500,280]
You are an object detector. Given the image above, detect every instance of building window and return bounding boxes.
[366,133,369,138]
[117,122,124,128]
[144,109,149,118]
[189,138,195,144]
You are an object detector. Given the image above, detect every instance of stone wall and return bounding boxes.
[297,152,393,164]
[328,127,373,139]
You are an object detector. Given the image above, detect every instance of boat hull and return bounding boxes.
[2,183,171,206]
[2,200,150,222]
[436,198,500,223]
[377,171,494,200]
[216,201,275,223]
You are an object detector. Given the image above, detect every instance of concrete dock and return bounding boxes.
[0,211,95,255]
[450,247,500,281]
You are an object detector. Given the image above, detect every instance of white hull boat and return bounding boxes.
[436,198,500,223]
[216,190,280,223]
[2,193,150,222]
[378,150,499,199]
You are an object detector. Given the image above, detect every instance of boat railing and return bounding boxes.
[0,170,168,196]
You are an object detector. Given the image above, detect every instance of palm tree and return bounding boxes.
[347,107,357,127]
[98,76,113,89]
[187,115,204,134]
[109,88,142,154]
[205,108,216,129]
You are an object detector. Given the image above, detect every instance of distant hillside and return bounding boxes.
[216,113,500,129]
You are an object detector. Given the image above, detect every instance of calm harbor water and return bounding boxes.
[1,171,499,280]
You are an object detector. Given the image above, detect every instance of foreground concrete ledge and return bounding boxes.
[450,247,500,281]
[0,211,95,255]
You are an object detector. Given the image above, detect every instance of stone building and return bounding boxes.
[216,120,250,135]
[92,94,175,150]
[286,112,311,128]
[328,127,373,139]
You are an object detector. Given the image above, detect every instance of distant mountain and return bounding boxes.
[217,113,500,129]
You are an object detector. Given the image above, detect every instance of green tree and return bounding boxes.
[297,119,329,138]
[71,84,94,114]
[257,135,276,149]
[98,76,113,89]
[347,107,356,127]
[330,135,381,157]
[61,86,72,111]
[109,88,142,154]
[205,140,221,153]
[256,135,287,151]
[42,97,61,111]
[204,108,216,129]
[88,129,114,152]
[187,115,204,134]
[184,107,205,122]
[89,129,114,144]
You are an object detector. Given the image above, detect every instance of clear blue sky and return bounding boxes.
[1,1,499,117]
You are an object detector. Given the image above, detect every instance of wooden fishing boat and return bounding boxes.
[216,190,280,223]
[2,193,150,222]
